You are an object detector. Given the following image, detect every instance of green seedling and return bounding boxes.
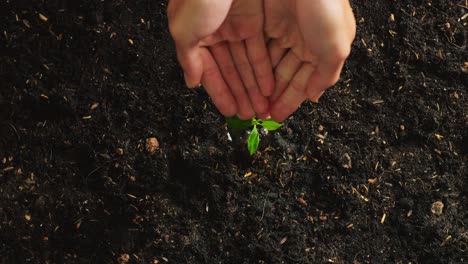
[226,116,283,155]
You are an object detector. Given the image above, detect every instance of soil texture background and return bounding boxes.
[0,0,467,263]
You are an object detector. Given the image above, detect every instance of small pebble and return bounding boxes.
[280,236,288,245]
[115,148,124,155]
[118,254,130,264]
[431,201,444,216]
[39,13,48,22]
[297,197,308,206]
[146,137,159,154]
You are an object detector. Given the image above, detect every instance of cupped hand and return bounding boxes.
[168,0,275,119]
[265,0,356,121]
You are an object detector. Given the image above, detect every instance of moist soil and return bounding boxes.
[1,1,467,263]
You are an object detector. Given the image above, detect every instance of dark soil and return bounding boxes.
[1,1,467,263]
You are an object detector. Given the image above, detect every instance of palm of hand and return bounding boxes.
[264,1,315,62]
[201,0,264,45]
[201,0,274,119]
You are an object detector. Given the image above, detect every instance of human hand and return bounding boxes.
[265,0,356,121]
[167,0,274,119]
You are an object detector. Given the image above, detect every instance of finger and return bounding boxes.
[257,112,271,120]
[306,59,344,101]
[209,42,255,120]
[174,47,204,88]
[270,64,315,122]
[270,51,302,103]
[245,34,275,97]
[199,48,238,117]
[309,90,325,103]
[268,39,288,68]
[229,41,269,117]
